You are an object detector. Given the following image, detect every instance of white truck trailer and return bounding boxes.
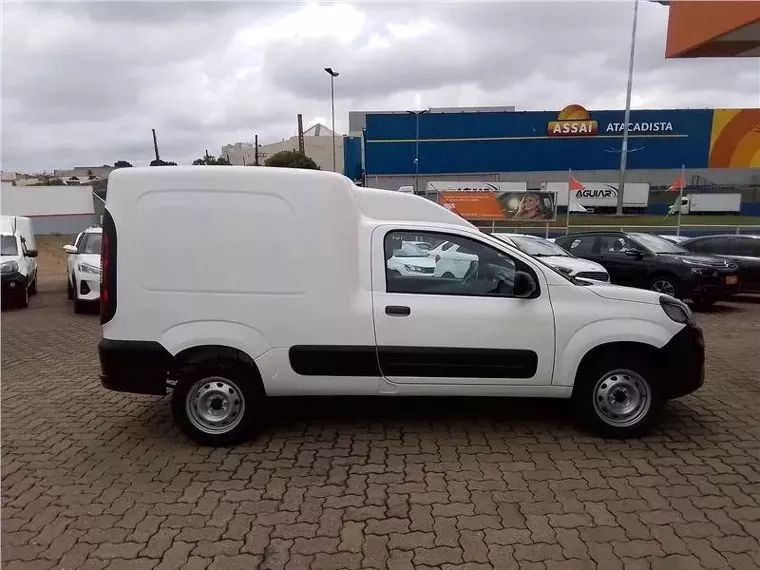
[668,193,742,215]
[545,182,650,214]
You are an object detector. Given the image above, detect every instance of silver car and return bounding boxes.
[492,233,610,283]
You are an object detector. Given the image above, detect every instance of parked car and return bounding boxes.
[680,234,760,294]
[427,240,479,278]
[63,226,102,313]
[99,167,704,445]
[555,231,739,307]
[386,242,436,277]
[493,233,609,283]
[1,230,38,308]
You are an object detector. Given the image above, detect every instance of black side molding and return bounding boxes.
[289,345,538,379]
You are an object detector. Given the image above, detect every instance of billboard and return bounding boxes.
[439,190,557,221]
[363,105,754,175]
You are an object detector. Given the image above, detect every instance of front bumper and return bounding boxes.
[1,271,26,296]
[684,272,740,300]
[658,323,705,399]
[99,339,174,395]
[75,271,101,302]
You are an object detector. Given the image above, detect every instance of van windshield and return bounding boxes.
[1,235,18,256]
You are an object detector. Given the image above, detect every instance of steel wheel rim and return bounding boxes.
[185,376,245,435]
[651,279,675,296]
[592,369,651,428]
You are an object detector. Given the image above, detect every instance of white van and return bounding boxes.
[99,167,704,446]
[1,216,38,308]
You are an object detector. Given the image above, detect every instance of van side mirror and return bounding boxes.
[25,250,38,258]
[63,245,77,254]
[625,249,645,259]
[513,271,537,298]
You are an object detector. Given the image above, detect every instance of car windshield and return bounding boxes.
[393,243,428,258]
[630,233,688,254]
[1,235,18,256]
[509,236,569,257]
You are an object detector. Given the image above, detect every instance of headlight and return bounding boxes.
[554,266,572,274]
[1,261,19,274]
[690,267,717,277]
[78,263,100,275]
[404,264,425,273]
[660,296,694,325]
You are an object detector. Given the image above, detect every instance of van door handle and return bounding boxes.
[385,305,411,316]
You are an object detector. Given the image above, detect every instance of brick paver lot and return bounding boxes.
[3,272,760,569]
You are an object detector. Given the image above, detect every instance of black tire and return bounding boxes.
[441,272,455,278]
[29,277,37,295]
[74,297,86,314]
[171,359,264,446]
[67,277,74,300]
[572,353,663,439]
[648,274,680,299]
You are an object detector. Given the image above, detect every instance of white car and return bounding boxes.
[63,227,102,313]
[493,233,610,283]
[386,242,436,277]
[1,230,38,308]
[428,240,479,278]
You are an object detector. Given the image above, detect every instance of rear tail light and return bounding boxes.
[100,210,117,324]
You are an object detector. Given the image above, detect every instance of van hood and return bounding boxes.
[585,283,663,305]
[394,255,436,268]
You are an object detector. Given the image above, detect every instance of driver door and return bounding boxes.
[371,227,556,386]
[598,234,645,287]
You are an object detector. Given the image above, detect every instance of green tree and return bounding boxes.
[114,160,133,168]
[264,150,320,170]
[192,153,231,165]
[150,159,178,166]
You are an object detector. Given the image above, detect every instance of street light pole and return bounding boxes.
[407,109,429,194]
[324,68,340,172]
[616,0,639,216]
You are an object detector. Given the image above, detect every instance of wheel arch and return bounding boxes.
[572,341,660,397]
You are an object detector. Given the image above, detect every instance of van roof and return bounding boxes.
[107,166,474,230]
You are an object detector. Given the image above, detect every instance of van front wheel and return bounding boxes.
[172,361,263,446]
[573,356,663,439]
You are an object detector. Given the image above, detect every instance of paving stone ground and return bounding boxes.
[3,264,760,569]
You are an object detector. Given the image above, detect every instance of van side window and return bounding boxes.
[384,231,533,298]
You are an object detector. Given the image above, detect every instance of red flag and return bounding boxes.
[568,175,584,192]
[669,174,685,192]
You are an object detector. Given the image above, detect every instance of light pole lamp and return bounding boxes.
[324,67,339,172]
[615,0,640,216]
[407,109,429,195]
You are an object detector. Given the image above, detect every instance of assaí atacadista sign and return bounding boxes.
[604,122,674,133]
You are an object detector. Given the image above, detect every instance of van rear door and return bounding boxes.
[371,226,555,386]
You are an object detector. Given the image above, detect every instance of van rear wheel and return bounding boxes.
[171,360,263,446]
[573,355,663,439]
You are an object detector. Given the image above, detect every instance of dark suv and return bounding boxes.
[555,231,740,306]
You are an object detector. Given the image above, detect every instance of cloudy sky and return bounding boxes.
[2,0,758,172]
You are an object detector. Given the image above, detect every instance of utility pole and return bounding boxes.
[254,135,259,166]
[407,109,429,195]
[152,128,160,161]
[324,68,339,172]
[297,114,305,154]
[616,0,639,216]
